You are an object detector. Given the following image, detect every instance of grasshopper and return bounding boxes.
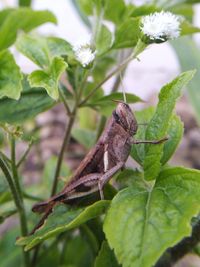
[31,102,167,233]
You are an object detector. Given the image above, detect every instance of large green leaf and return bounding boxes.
[16,34,73,68]
[172,37,200,124]
[113,18,140,49]
[0,50,22,100]
[0,8,57,51]
[28,57,68,100]
[131,108,184,166]
[17,200,109,250]
[95,241,121,267]
[143,71,195,180]
[0,87,55,124]
[104,167,200,267]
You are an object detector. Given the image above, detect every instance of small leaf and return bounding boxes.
[104,167,200,267]
[96,24,113,56]
[28,57,68,100]
[0,50,22,100]
[181,20,200,36]
[0,82,55,124]
[0,8,57,51]
[113,18,140,49]
[17,200,110,250]
[95,241,121,267]
[143,71,195,180]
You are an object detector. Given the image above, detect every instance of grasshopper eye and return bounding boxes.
[113,111,120,123]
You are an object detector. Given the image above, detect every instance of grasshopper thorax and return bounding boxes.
[113,102,138,136]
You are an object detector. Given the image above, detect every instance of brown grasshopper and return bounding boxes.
[31,102,167,233]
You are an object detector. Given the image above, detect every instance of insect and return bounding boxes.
[31,102,167,233]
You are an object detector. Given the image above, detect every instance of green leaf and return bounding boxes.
[0,8,57,51]
[104,166,200,267]
[76,0,126,24]
[28,57,68,100]
[113,18,140,49]
[143,71,195,180]
[46,37,73,58]
[0,208,17,224]
[72,128,96,149]
[161,114,183,164]
[95,241,121,267]
[0,228,22,267]
[89,92,143,117]
[60,236,94,267]
[181,20,200,36]
[16,34,73,68]
[104,0,126,24]
[131,108,184,166]
[17,200,109,250]
[96,24,113,56]
[129,5,159,17]
[19,0,31,7]
[170,4,194,21]
[0,83,55,124]
[16,34,50,68]
[0,50,22,100]
[172,37,200,124]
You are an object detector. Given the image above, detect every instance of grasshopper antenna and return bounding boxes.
[119,72,127,103]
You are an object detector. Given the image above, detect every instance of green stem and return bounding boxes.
[51,109,77,196]
[59,88,71,116]
[11,137,23,199]
[0,155,29,266]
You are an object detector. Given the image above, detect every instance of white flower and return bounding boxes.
[73,34,92,52]
[140,11,181,42]
[73,35,96,67]
[74,47,95,67]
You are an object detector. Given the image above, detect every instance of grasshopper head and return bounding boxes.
[113,102,138,135]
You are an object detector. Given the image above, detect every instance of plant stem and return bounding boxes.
[11,137,23,199]
[0,155,30,266]
[51,109,77,196]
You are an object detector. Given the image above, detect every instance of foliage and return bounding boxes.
[0,1,200,267]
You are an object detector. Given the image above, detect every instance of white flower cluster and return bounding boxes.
[140,11,181,42]
[73,35,96,67]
